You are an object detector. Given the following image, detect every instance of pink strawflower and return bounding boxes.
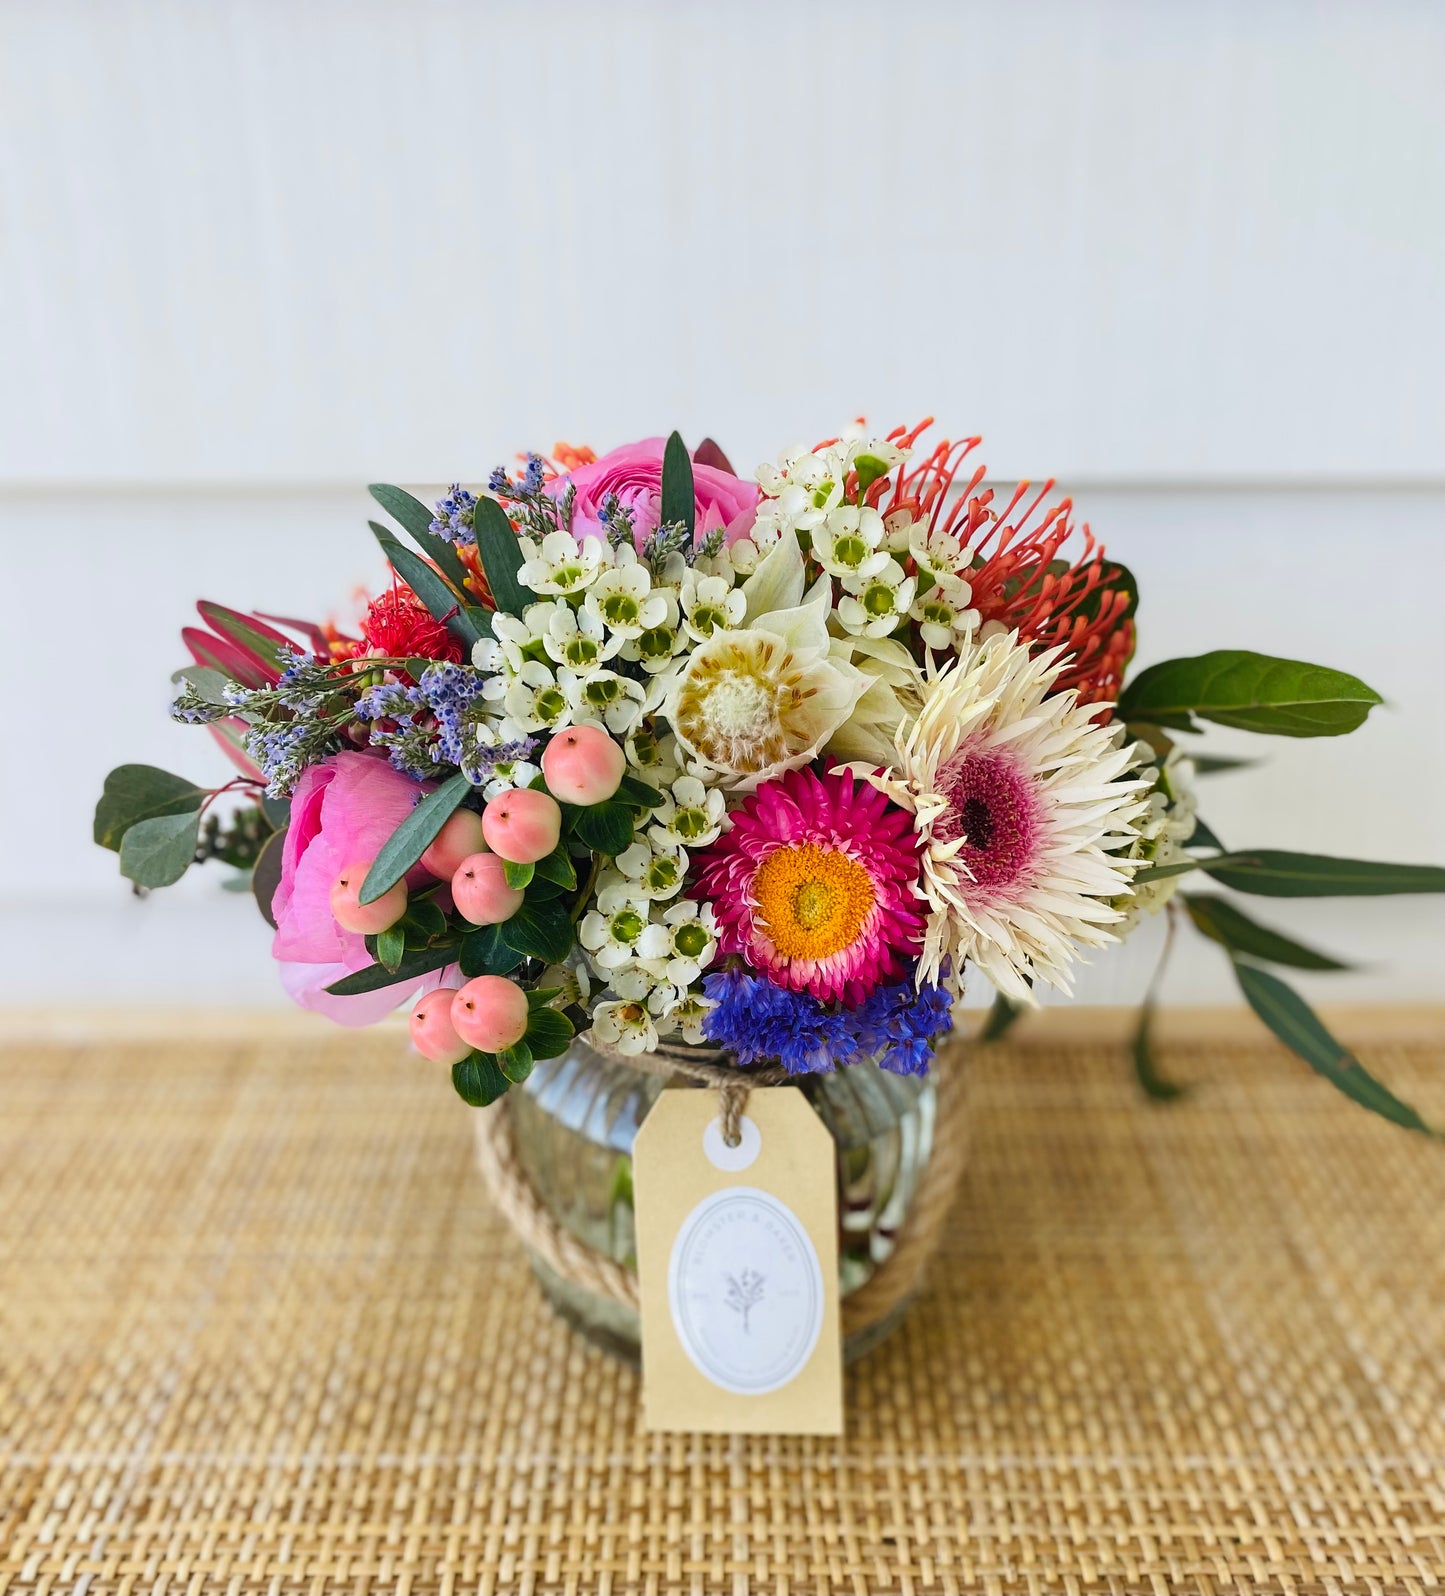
[691,767,925,1007]
[546,437,758,546]
[271,750,448,1025]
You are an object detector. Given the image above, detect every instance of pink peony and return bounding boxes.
[690,767,926,1007]
[546,437,758,546]
[271,750,452,1026]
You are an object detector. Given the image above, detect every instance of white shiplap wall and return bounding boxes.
[1,1,1442,1007]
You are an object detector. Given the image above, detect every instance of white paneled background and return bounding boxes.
[2,0,1442,1009]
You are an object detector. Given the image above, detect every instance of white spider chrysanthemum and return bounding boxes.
[856,631,1150,1003]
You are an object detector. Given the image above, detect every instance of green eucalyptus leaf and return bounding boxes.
[459,923,524,978]
[1204,850,1445,898]
[1118,650,1382,737]
[95,765,209,850]
[472,497,530,618]
[368,523,481,651]
[376,924,406,972]
[118,809,203,888]
[660,430,695,538]
[499,900,575,965]
[170,664,233,706]
[359,775,472,904]
[251,826,287,928]
[368,483,473,594]
[1185,894,1351,970]
[523,1007,575,1061]
[260,794,291,831]
[452,1052,511,1107]
[572,801,634,856]
[1233,962,1435,1134]
[324,943,458,995]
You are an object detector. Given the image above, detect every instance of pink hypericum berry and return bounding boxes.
[420,808,488,879]
[451,852,524,925]
[451,976,530,1054]
[329,861,408,934]
[482,788,563,863]
[409,988,472,1064]
[541,725,626,806]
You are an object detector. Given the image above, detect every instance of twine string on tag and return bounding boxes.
[587,1032,791,1147]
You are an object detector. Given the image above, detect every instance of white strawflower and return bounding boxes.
[856,631,1150,1003]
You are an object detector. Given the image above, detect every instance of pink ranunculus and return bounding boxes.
[271,750,443,1026]
[548,437,758,546]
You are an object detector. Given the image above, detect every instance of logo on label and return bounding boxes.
[667,1186,825,1394]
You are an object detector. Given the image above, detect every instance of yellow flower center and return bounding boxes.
[752,844,875,961]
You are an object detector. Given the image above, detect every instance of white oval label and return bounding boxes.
[667,1185,825,1395]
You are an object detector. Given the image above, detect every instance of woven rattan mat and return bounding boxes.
[2,1021,1444,1595]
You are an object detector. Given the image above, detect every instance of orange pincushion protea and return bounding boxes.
[876,424,1136,706]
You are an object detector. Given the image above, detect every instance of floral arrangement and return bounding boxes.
[96,426,1444,1128]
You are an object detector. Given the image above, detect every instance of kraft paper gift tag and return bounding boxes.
[633,1086,843,1435]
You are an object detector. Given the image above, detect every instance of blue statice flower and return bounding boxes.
[701,967,956,1077]
[430,484,478,546]
[855,978,954,1077]
[356,664,537,787]
[702,968,862,1075]
[244,719,339,798]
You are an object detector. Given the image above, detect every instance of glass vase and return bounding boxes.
[504,1035,937,1365]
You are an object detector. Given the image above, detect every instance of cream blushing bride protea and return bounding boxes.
[859,631,1150,1003]
[663,531,870,790]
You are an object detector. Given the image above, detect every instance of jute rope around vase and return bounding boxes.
[472,1037,971,1339]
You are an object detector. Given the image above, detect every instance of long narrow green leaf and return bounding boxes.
[325,942,458,996]
[1132,998,1186,1100]
[1205,850,1445,898]
[1233,961,1435,1134]
[1185,894,1351,970]
[660,430,695,537]
[368,523,482,651]
[359,774,472,904]
[368,483,473,594]
[978,991,1024,1042]
[472,498,529,618]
